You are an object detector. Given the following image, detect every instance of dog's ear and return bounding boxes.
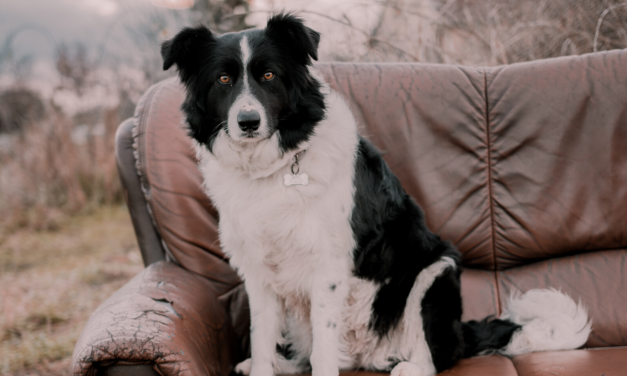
[265,13,320,65]
[161,26,215,83]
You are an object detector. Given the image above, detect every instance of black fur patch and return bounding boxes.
[421,264,465,373]
[422,262,521,371]
[276,342,294,360]
[262,13,325,152]
[350,137,460,335]
[461,318,521,358]
[160,13,325,153]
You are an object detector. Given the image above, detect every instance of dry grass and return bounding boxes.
[302,0,627,65]
[430,0,627,65]
[0,205,143,375]
[0,104,123,234]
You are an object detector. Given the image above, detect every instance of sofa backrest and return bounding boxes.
[318,51,627,271]
[131,49,627,347]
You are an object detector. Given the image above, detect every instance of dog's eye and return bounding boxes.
[263,72,275,81]
[219,74,230,84]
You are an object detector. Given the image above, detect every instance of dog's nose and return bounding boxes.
[237,110,260,131]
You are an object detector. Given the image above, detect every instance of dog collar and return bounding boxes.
[284,149,309,186]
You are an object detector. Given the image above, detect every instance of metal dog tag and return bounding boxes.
[284,173,309,186]
[284,150,309,186]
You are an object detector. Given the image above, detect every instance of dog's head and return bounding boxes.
[162,13,325,154]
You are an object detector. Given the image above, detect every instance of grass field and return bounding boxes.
[0,205,143,375]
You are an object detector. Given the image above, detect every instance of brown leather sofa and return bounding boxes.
[71,49,627,376]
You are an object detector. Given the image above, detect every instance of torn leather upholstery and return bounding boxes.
[71,261,240,376]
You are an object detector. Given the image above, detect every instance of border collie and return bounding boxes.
[161,14,591,376]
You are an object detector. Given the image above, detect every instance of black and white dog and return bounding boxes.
[161,14,591,376]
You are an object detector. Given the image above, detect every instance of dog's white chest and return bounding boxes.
[200,155,355,292]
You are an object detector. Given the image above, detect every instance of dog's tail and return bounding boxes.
[462,289,591,358]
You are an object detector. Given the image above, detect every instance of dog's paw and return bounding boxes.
[390,362,433,376]
[235,358,252,375]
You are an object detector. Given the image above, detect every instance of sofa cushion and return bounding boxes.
[460,248,627,348]
[329,356,519,376]
[512,347,627,376]
[496,249,627,347]
[438,354,518,375]
[459,268,499,322]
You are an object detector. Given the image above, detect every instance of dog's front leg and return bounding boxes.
[309,274,348,376]
[245,275,282,376]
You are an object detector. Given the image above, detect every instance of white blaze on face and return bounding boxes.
[227,35,269,142]
[240,34,251,69]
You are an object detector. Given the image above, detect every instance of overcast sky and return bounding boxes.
[0,0,195,64]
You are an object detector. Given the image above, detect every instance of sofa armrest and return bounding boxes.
[71,261,239,376]
[115,118,166,266]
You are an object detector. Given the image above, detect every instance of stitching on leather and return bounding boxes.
[483,67,501,317]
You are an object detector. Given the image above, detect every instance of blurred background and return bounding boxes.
[0,0,626,374]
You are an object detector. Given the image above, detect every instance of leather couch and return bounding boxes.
[71,49,627,375]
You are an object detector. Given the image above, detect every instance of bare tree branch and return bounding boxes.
[594,2,627,52]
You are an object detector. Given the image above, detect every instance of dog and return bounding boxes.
[161,13,592,376]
